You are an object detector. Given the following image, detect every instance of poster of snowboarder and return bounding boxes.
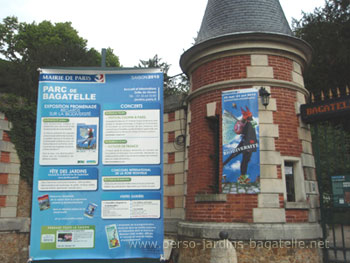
[76,124,97,150]
[222,88,260,194]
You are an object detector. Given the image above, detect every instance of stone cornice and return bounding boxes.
[180,32,312,75]
[0,217,30,232]
[185,78,309,103]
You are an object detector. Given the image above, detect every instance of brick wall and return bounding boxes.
[268,55,293,81]
[286,209,309,223]
[186,53,262,222]
[191,56,251,91]
[187,92,221,195]
[164,108,186,222]
[185,53,319,224]
[0,113,20,218]
[0,113,31,263]
[272,87,303,157]
[186,194,258,223]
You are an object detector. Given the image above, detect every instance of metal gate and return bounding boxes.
[307,94,350,262]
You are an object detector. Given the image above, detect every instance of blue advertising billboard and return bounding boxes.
[222,88,260,194]
[30,68,164,261]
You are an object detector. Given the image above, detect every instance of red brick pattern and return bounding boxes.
[164,109,185,212]
[2,131,10,142]
[168,131,175,143]
[186,194,258,222]
[286,210,309,223]
[0,196,6,207]
[191,56,251,91]
[0,173,8,184]
[168,152,175,164]
[168,112,175,122]
[0,151,10,163]
[168,174,175,186]
[279,194,285,208]
[268,55,293,81]
[167,196,175,209]
[272,87,302,157]
[188,90,224,196]
[277,165,282,179]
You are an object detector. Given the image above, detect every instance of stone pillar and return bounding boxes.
[163,95,187,233]
[210,232,237,263]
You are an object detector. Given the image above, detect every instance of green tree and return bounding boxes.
[0,17,121,183]
[137,54,189,97]
[293,0,350,99]
[105,47,121,67]
[0,94,36,184]
[294,2,350,211]
[0,16,120,102]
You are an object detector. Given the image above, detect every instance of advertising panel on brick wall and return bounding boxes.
[222,88,260,194]
[30,68,164,261]
[332,175,350,208]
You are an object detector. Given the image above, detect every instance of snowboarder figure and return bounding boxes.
[223,106,257,183]
[82,128,94,148]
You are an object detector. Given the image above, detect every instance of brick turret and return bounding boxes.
[177,0,322,262]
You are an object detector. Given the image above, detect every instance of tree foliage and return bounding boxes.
[137,54,189,97]
[104,47,120,67]
[294,2,350,212]
[293,0,350,99]
[0,17,120,183]
[0,94,36,184]
[0,16,120,102]
[311,121,350,209]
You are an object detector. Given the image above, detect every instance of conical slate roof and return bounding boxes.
[196,0,293,44]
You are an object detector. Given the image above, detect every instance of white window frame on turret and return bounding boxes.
[281,156,309,208]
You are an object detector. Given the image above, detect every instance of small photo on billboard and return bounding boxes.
[105,224,120,249]
[77,124,97,150]
[57,233,73,242]
[84,202,97,218]
[38,194,50,211]
[345,191,350,204]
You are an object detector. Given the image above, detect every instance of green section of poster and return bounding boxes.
[332,175,350,207]
[40,225,95,250]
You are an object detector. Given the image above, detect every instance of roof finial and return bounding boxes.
[329,89,333,99]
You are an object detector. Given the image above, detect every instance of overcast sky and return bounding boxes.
[0,0,325,75]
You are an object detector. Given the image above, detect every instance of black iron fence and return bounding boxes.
[311,118,350,263]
